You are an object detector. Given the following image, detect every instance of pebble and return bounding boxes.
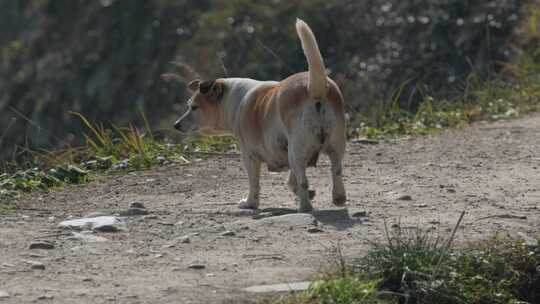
[244,281,311,293]
[187,263,206,270]
[123,208,148,216]
[29,261,45,270]
[29,240,55,250]
[307,227,324,233]
[84,212,107,218]
[58,216,126,232]
[220,230,235,237]
[178,236,191,244]
[128,201,145,209]
[351,211,367,217]
[0,291,9,299]
[396,194,413,201]
[353,138,379,145]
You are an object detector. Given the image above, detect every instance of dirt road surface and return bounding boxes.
[1,115,540,303]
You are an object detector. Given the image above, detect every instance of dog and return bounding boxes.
[174,19,346,213]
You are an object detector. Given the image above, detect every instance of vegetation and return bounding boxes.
[351,70,540,139]
[271,221,540,304]
[0,112,236,206]
[0,0,537,160]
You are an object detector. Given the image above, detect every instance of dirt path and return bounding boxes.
[1,115,540,304]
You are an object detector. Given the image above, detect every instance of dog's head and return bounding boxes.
[174,79,225,135]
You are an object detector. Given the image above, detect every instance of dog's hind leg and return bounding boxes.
[238,155,261,210]
[288,142,313,213]
[326,137,346,206]
[288,171,316,199]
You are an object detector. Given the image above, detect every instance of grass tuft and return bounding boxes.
[268,220,539,304]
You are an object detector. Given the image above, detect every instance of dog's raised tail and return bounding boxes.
[295,18,327,98]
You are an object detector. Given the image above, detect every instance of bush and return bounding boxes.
[357,224,540,304]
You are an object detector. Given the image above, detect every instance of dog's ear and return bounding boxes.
[199,80,224,99]
[187,79,201,92]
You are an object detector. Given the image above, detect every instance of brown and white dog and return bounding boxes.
[174,19,346,212]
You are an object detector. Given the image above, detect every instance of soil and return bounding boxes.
[1,115,540,304]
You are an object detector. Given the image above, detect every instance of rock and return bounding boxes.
[396,194,413,201]
[187,263,206,270]
[68,232,108,243]
[37,294,54,300]
[307,227,324,233]
[178,236,191,244]
[220,230,236,237]
[111,160,129,170]
[58,216,127,232]
[28,253,46,258]
[128,201,145,209]
[29,240,55,250]
[415,203,428,208]
[351,138,379,145]
[84,212,108,218]
[25,261,45,270]
[253,213,317,228]
[157,221,174,226]
[122,208,148,216]
[0,291,10,299]
[351,211,367,217]
[244,281,311,293]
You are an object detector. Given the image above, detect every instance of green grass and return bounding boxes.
[0,112,189,207]
[0,109,244,208]
[349,68,540,139]
[270,222,540,304]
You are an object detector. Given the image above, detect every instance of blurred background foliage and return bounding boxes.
[1,0,539,160]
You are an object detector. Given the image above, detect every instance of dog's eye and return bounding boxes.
[191,105,199,111]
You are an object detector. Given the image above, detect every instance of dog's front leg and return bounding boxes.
[238,155,261,209]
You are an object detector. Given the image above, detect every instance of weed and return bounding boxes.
[349,68,540,140]
[0,112,188,204]
[270,214,539,304]
[356,224,539,304]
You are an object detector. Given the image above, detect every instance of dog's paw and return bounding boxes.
[332,194,347,206]
[238,198,259,210]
